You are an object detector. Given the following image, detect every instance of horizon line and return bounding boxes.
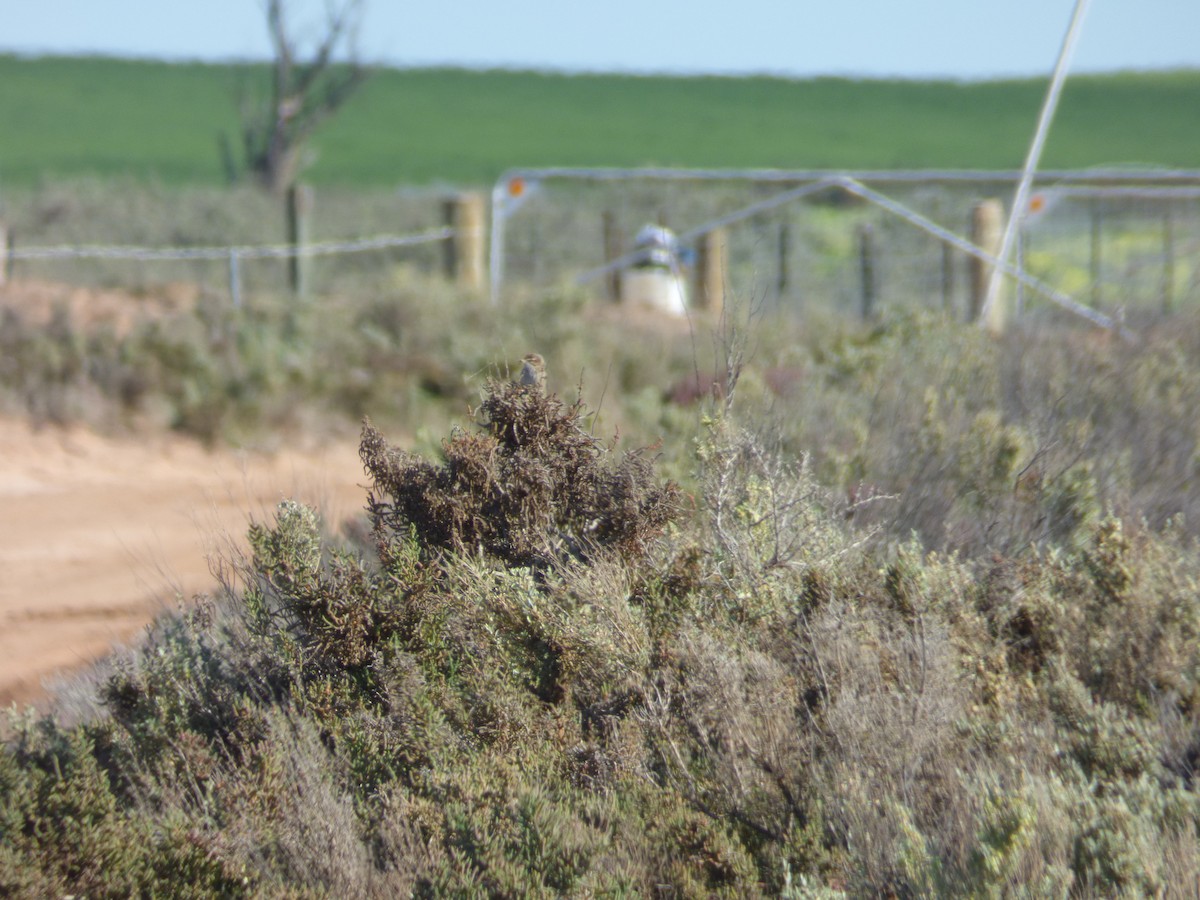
[2,47,1198,85]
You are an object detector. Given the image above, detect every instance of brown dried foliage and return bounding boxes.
[360,379,680,570]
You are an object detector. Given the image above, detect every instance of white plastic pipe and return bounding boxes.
[980,0,1091,325]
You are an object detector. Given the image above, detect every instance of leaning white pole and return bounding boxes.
[980,0,1091,329]
[489,179,507,305]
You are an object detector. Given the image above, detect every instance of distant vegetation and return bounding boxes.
[1,54,1198,187]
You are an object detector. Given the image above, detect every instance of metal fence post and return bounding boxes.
[228,249,243,309]
[602,210,622,303]
[1089,198,1102,310]
[1014,225,1026,318]
[0,221,8,287]
[858,223,877,320]
[777,221,791,307]
[941,239,955,316]
[1162,207,1175,314]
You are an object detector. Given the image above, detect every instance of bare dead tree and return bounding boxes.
[240,0,372,193]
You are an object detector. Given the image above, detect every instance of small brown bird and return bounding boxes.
[517,353,545,389]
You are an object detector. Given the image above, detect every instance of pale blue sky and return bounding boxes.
[2,1,1198,80]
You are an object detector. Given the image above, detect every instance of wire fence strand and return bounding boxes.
[8,227,454,262]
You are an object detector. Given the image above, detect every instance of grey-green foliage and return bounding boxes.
[6,308,1200,895]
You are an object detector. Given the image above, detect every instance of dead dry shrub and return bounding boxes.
[360,378,680,571]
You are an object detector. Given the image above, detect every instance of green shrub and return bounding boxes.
[6,320,1200,895]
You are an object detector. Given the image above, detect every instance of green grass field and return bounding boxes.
[1,54,1198,187]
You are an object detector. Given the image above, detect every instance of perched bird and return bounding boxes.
[516,353,545,389]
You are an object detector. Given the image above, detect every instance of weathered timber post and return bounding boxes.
[443,192,485,291]
[692,228,727,315]
[602,210,622,303]
[857,223,877,320]
[286,183,314,299]
[968,199,1005,332]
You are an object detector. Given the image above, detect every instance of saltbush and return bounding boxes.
[5,317,1200,895]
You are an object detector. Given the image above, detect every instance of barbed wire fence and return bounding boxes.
[2,171,1198,335]
[489,168,1200,331]
[4,229,455,307]
[0,187,485,307]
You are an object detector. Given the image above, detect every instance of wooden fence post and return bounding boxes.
[857,223,877,320]
[443,193,485,291]
[692,228,727,314]
[968,199,1004,330]
[286,183,314,299]
[602,210,622,303]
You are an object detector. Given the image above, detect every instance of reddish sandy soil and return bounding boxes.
[0,277,374,710]
[0,415,368,709]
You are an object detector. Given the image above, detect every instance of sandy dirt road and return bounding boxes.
[0,416,369,709]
